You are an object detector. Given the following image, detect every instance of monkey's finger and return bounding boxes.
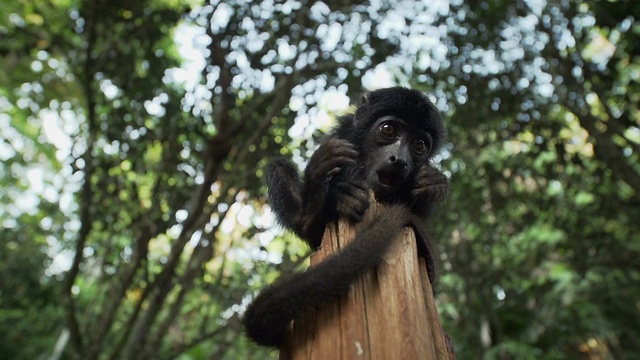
[309,145,357,170]
[320,138,355,153]
[325,138,355,148]
[324,143,358,158]
[321,139,358,157]
[413,185,448,203]
[315,157,357,175]
[414,182,448,193]
[332,147,358,159]
[317,163,351,179]
[420,177,448,187]
[326,167,342,177]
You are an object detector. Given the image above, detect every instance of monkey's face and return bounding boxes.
[366,117,432,196]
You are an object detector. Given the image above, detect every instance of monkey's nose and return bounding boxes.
[388,156,408,169]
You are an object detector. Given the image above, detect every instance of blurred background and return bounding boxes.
[1,0,638,359]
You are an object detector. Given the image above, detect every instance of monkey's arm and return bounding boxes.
[267,159,305,234]
[406,164,447,284]
[267,139,359,247]
[243,204,411,347]
[298,137,359,247]
[407,216,438,284]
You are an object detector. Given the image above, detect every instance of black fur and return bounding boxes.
[244,87,448,347]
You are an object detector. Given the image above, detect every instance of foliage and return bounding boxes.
[0,0,638,359]
[423,2,640,359]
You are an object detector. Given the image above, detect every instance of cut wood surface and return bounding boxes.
[280,212,454,360]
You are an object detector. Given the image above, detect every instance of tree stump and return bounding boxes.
[279,210,454,360]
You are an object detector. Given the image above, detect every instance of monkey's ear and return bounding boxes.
[360,92,371,105]
[353,92,372,127]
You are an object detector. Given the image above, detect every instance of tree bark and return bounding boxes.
[280,208,454,360]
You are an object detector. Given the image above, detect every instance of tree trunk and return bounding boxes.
[280,211,454,360]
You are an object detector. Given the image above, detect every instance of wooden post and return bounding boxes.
[280,208,455,360]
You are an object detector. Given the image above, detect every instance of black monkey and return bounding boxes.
[244,87,448,347]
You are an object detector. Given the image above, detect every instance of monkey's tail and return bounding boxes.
[242,205,409,347]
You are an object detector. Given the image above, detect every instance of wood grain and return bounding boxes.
[280,207,454,360]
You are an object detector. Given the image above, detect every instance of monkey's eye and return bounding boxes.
[379,123,397,139]
[412,139,430,155]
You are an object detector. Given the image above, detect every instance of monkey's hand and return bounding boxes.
[335,181,370,222]
[303,138,358,193]
[305,138,369,221]
[412,165,448,209]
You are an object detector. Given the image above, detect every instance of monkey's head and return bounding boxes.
[352,87,445,197]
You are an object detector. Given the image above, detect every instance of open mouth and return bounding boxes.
[376,169,402,189]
